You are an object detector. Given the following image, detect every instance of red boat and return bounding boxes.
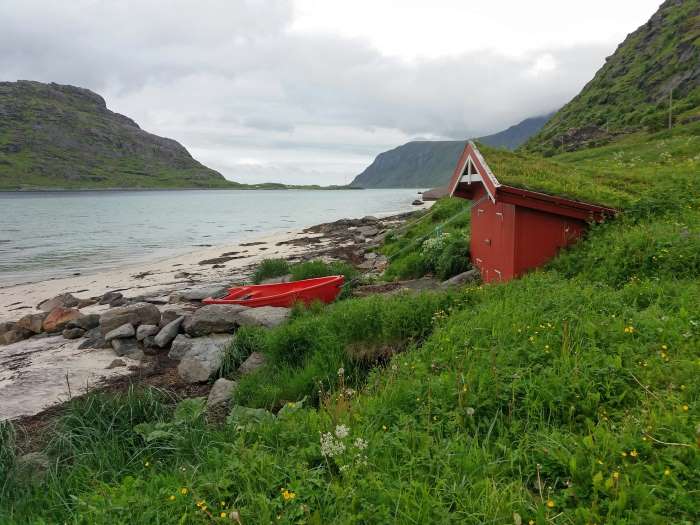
[202,275,345,308]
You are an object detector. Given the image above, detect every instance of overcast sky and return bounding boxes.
[1,0,662,184]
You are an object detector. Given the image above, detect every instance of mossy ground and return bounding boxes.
[1,127,699,524]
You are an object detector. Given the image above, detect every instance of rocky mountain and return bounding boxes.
[525,0,700,154]
[350,114,552,188]
[0,81,232,190]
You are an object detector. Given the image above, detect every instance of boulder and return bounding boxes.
[109,296,128,307]
[183,304,247,336]
[78,328,110,350]
[154,316,184,348]
[411,199,424,206]
[159,304,196,327]
[62,327,85,339]
[206,378,237,411]
[356,226,379,237]
[0,327,34,346]
[42,307,83,333]
[76,298,97,309]
[98,291,123,305]
[169,333,233,361]
[17,312,47,333]
[181,285,229,302]
[0,321,17,336]
[111,338,143,360]
[176,334,235,383]
[440,269,481,287]
[136,324,159,341]
[142,336,159,354]
[66,313,100,331]
[37,293,79,312]
[238,351,266,375]
[99,302,161,336]
[104,323,135,342]
[235,307,290,329]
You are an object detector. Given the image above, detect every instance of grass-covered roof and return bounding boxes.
[474,121,700,209]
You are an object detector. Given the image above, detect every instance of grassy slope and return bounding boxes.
[524,0,700,154]
[1,131,699,524]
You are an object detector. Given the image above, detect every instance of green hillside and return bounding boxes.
[0,81,234,190]
[350,114,551,188]
[525,0,700,154]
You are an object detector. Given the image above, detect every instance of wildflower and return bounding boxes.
[661,344,668,350]
[337,367,345,376]
[529,521,535,525]
[597,459,604,465]
[546,499,555,509]
[680,384,686,390]
[335,424,350,439]
[612,471,620,480]
[144,461,150,467]
[682,404,689,412]
[382,425,387,431]
[221,512,227,518]
[196,500,204,507]
[354,438,368,450]
[282,489,296,501]
[630,449,638,458]
[664,468,671,476]
[220,501,226,507]
[180,488,188,495]
[621,451,627,457]
[169,495,176,501]
[623,326,634,334]
[320,431,346,457]
[466,407,475,416]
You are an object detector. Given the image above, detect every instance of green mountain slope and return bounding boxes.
[350,114,552,188]
[525,0,700,154]
[0,81,233,190]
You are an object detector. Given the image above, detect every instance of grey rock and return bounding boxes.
[441,269,481,287]
[66,313,100,331]
[0,321,17,336]
[159,304,196,327]
[181,285,229,301]
[76,298,97,309]
[42,307,83,332]
[356,226,379,237]
[37,292,79,312]
[106,358,126,369]
[111,338,143,360]
[99,291,123,305]
[142,335,158,354]
[109,297,128,307]
[177,334,234,383]
[237,351,266,375]
[62,327,85,339]
[169,333,234,360]
[78,327,110,350]
[154,316,184,348]
[183,304,247,336]
[99,302,161,335]
[235,307,290,329]
[0,328,34,346]
[136,324,159,340]
[206,378,237,410]
[104,323,135,342]
[17,312,48,333]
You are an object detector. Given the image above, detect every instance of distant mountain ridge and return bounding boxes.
[525,0,700,154]
[0,81,231,190]
[350,113,552,188]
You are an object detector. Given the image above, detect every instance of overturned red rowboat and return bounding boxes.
[202,275,345,308]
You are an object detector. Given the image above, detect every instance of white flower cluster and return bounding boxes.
[320,425,369,472]
[320,431,346,458]
[335,424,350,439]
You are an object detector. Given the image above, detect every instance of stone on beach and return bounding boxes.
[105,323,135,341]
[98,291,123,305]
[0,327,34,346]
[154,316,184,348]
[168,333,233,361]
[66,313,100,331]
[136,324,159,340]
[355,226,379,237]
[207,377,237,410]
[177,334,234,383]
[180,285,229,302]
[78,327,110,350]
[238,351,266,375]
[159,304,196,327]
[42,307,83,333]
[37,292,79,312]
[62,327,86,339]
[99,302,161,336]
[183,304,247,336]
[17,312,48,333]
[111,338,143,360]
[106,359,126,369]
[235,307,290,329]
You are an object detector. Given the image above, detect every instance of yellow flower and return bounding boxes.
[282,489,296,501]
[612,471,620,480]
[630,449,638,458]
[144,461,150,467]
[621,451,627,457]
[661,344,668,350]
[180,488,188,495]
[682,404,689,412]
[196,500,205,508]
[546,499,555,508]
[169,495,176,501]
[382,425,387,431]
[220,512,227,518]
[529,521,535,525]
[664,468,671,476]
[220,501,226,507]
[624,326,634,334]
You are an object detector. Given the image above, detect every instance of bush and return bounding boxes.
[434,234,470,280]
[252,258,290,284]
[383,252,427,281]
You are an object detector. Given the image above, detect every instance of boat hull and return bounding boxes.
[202,275,345,308]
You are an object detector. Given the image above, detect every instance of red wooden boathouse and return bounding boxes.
[448,141,616,283]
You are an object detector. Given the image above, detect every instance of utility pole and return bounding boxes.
[669,88,673,130]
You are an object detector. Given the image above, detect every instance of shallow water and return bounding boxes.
[0,189,422,286]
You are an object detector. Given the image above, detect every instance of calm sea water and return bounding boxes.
[0,189,422,286]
